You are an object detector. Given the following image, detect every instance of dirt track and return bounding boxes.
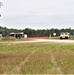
[1,39,74,44]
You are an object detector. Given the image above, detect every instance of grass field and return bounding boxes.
[0,41,74,74]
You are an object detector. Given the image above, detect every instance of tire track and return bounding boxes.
[4,50,36,74]
[49,51,63,74]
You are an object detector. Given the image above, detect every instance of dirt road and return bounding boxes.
[1,39,74,44]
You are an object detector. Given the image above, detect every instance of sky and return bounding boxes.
[0,0,74,29]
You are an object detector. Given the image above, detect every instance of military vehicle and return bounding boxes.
[60,32,70,39]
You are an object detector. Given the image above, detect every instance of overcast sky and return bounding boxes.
[0,0,74,29]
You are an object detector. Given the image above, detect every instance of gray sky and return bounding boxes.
[0,0,74,29]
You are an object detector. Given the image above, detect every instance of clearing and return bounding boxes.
[0,39,74,74]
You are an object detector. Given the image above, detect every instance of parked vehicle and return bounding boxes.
[60,32,70,39]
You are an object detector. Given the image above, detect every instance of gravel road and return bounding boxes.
[1,39,74,44]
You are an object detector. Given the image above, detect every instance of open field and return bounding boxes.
[0,39,74,74]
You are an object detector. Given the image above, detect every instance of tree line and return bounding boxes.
[0,26,74,37]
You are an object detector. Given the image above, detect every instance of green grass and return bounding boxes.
[0,43,74,51]
[0,42,74,74]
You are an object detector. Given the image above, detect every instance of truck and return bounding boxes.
[60,32,70,39]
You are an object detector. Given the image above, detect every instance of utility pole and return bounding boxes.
[0,2,3,17]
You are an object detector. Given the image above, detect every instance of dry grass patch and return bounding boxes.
[0,51,31,74]
[20,51,53,74]
[52,50,74,74]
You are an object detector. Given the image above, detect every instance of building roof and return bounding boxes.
[10,32,16,34]
[17,32,24,34]
[10,32,24,35]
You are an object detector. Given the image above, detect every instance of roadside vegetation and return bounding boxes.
[0,42,74,74]
[1,37,34,42]
[0,26,74,37]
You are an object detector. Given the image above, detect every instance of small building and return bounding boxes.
[10,32,24,39]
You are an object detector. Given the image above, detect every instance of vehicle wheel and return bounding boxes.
[65,37,68,39]
[60,37,62,39]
